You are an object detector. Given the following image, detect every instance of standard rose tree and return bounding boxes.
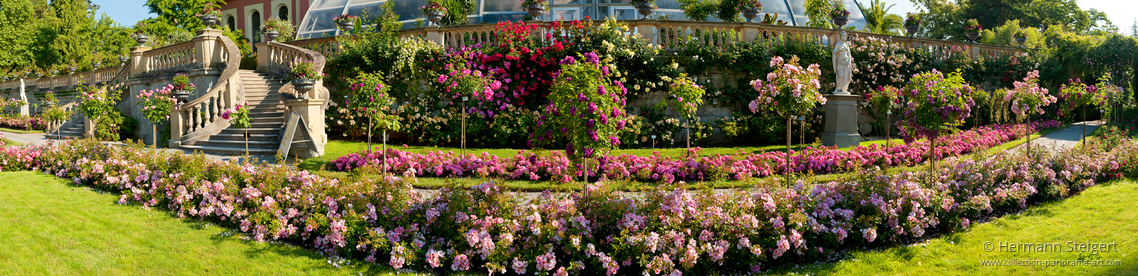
[137,85,177,149]
[748,55,825,186]
[1006,70,1056,155]
[1059,77,1102,149]
[896,69,975,177]
[662,73,704,153]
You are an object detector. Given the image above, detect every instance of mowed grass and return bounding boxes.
[762,178,1138,275]
[0,127,44,134]
[295,127,1061,191]
[1,138,23,146]
[0,171,414,276]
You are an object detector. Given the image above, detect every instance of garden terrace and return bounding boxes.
[287,19,1023,61]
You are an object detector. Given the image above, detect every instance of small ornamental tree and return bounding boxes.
[79,85,122,140]
[435,64,500,156]
[137,85,177,149]
[747,55,825,186]
[531,52,629,184]
[1006,70,1056,154]
[866,85,902,148]
[1058,78,1102,149]
[662,73,704,152]
[221,101,251,158]
[349,72,402,170]
[896,69,975,176]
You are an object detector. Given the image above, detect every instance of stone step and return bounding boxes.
[221,127,281,134]
[180,144,279,156]
[210,133,281,140]
[196,139,280,149]
[249,112,284,119]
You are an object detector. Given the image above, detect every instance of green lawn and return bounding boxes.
[0,127,44,134]
[0,171,411,275]
[763,178,1138,275]
[1,138,22,146]
[297,127,1061,191]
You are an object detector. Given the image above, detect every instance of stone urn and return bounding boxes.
[173,89,193,104]
[264,30,280,42]
[92,61,100,69]
[636,4,654,20]
[134,34,149,45]
[831,16,848,28]
[527,5,545,20]
[337,21,355,33]
[905,25,919,37]
[68,66,77,74]
[1015,36,1026,47]
[200,14,219,29]
[292,78,315,98]
[425,11,444,25]
[119,56,130,65]
[741,7,761,22]
[965,31,979,42]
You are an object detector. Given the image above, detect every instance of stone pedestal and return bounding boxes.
[822,94,861,148]
[285,99,326,158]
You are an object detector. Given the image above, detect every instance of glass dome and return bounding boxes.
[297,0,868,39]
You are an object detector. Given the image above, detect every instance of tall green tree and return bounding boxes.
[0,0,37,69]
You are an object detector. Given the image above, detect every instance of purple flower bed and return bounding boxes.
[0,136,1131,274]
[333,121,1064,183]
[0,115,47,131]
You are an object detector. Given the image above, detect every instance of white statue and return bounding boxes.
[19,79,29,116]
[832,31,853,95]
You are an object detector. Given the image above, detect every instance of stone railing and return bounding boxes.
[284,19,1023,62]
[167,30,242,146]
[137,41,198,76]
[0,66,127,96]
[257,41,329,157]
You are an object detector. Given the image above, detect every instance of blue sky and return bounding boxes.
[91,0,152,26]
[91,0,1138,32]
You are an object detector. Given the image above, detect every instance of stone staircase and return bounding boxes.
[179,70,287,156]
[51,120,85,140]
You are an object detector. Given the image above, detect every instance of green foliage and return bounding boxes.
[223,102,250,129]
[289,59,323,81]
[348,72,401,135]
[93,109,133,141]
[662,74,705,121]
[532,53,627,161]
[858,0,903,35]
[440,0,475,26]
[78,85,120,124]
[677,0,718,22]
[896,70,975,141]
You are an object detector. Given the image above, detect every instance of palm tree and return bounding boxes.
[858,0,904,36]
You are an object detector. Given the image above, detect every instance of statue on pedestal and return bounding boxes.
[832,31,853,95]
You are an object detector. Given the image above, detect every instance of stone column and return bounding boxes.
[821,94,861,148]
[636,20,656,46]
[285,98,326,157]
[83,116,96,139]
[255,42,270,72]
[130,46,151,77]
[425,26,445,47]
[194,29,223,68]
[169,111,184,147]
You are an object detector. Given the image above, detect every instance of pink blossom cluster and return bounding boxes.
[333,121,1062,183]
[0,115,48,131]
[0,137,1130,274]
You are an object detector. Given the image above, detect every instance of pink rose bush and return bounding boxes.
[333,121,1062,183]
[0,136,1132,274]
[0,115,48,130]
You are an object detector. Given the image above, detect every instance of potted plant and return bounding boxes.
[737,0,762,22]
[829,0,850,28]
[333,14,357,33]
[261,22,280,42]
[964,18,982,42]
[631,0,656,20]
[171,73,195,103]
[68,60,77,74]
[523,0,548,20]
[420,0,448,26]
[137,85,176,149]
[132,23,149,45]
[198,3,222,29]
[288,59,323,98]
[119,55,130,65]
[904,13,920,37]
[90,56,101,69]
[1014,31,1027,47]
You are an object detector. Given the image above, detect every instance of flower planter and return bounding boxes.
[742,7,761,23]
[636,4,654,20]
[292,78,316,98]
[425,11,444,26]
[527,5,545,20]
[831,16,848,28]
[173,90,193,104]
[337,21,355,33]
[965,31,979,42]
[119,56,130,65]
[199,14,219,29]
[92,62,100,69]
[905,25,919,37]
[134,34,149,45]
[264,30,279,42]
[1015,36,1026,47]
[68,67,77,74]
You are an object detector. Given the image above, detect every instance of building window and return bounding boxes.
[251,10,261,43]
[278,5,289,20]
[226,15,236,31]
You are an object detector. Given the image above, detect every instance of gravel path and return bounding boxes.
[1022,120,1102,151]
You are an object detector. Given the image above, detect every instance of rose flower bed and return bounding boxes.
[332,121,1062,183]
[0,136,1132,274]
[0,115,48,131]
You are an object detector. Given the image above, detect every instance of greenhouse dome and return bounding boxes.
[297,0,868,39]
